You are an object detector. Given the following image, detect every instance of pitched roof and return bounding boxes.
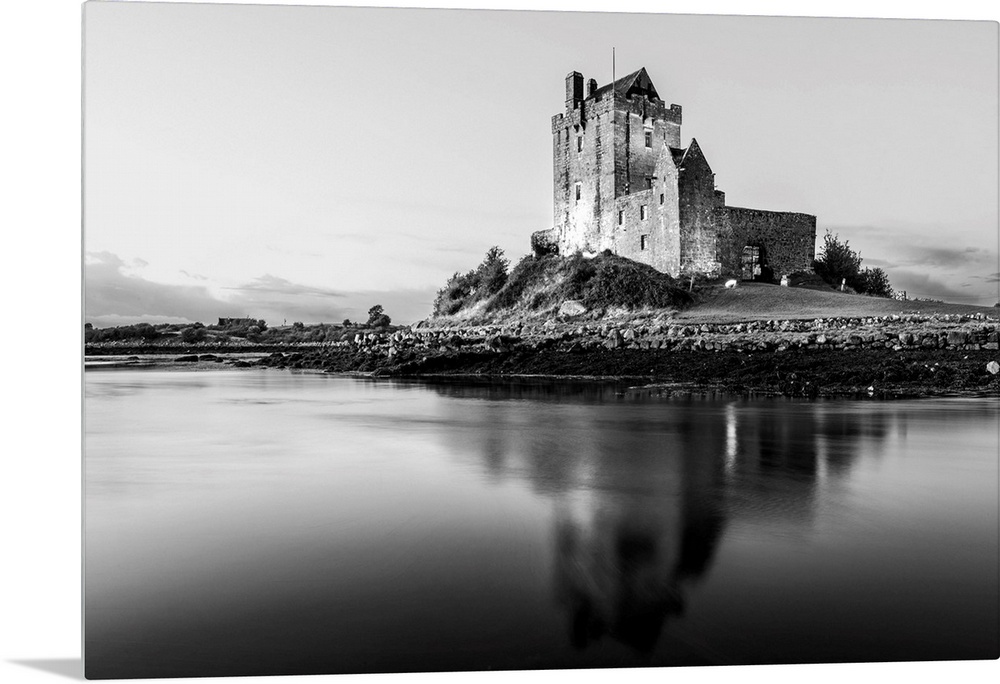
[675,138,713,173]
[590,67,661,102]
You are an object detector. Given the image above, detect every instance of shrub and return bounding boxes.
[180,326,207,344]
[813,230,893,297]
[813,230,862,286]
[475,246,509,296]
[432,247,511,316]
[367,305,391,328]
[86,322,164,343]
[433,271,476,316]
[855,267,893,298]
[570,255,692,309]
[487,254,553,312]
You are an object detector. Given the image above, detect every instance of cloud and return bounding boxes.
[179,269,209,281]
[888,269,993,304]
[85,252,229,324]
[229,274,344,298]
[894,245,992,269]
[85,251,437,326]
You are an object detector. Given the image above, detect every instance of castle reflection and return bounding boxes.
[429,382,892,654]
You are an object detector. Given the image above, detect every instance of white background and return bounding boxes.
[1,2,996,684]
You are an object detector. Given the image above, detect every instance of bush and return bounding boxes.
[432,247,510,316]
[476,246,509,296]
[433,271,476,316]
[367,305,391,328]
[86,322,164,343]
[855,267,893,298]
[180,326,207,344]
[813,230,862,287]
[813,230,893,297]
[487,254,553,312]
[567,254,692,309]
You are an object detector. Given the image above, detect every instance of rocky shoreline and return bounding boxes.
[86,312,1000,398]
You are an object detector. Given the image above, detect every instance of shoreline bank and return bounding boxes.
[85,347,1000,400]
[84,312,1000,398]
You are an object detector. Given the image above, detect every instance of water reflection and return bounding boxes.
[85,373,999,675]
[427,383,901,654]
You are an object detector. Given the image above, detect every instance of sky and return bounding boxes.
[83,2,999,326]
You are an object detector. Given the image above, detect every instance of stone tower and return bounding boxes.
[544,68,687,275]
[533,67,817,280]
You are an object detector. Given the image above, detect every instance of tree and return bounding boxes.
[855,267,894,298]
[367,305,391,328]
[180,325,207,344]
[476,246,509,295]
[813,230,862,286]
[812,230,894,297]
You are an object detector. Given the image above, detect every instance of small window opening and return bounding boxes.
[577,136,583,153]
[645,177,653,189]
[644,131,652,148]
[640,205,648,220]
[659,193,665,205]
[640,235,648,250]
[618,210,624,226]
[575,183,581,201]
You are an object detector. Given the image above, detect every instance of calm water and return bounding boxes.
[84,369,999,678]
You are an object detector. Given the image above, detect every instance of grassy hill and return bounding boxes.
[431,252,693,323]
[678,282,999,322]
[432,250,998,325]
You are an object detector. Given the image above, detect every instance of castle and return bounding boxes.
[531,68,817,280]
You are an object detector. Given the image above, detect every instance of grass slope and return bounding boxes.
[434,252,693,323]
[678,282,999,322]
[432,252,997,326]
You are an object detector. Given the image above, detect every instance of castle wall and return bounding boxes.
[604,148,681,276]
[719,207,816,277]
[612,101,681,199]
[553,98,618,255]
[677,145,722,276]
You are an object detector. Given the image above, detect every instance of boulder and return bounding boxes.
[987,361,1000,375]
[558,300,587,317]
[946,330,968,347]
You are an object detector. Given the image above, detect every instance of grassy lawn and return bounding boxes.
[677,282,999,322]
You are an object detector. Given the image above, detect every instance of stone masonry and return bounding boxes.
[533,67,817,280]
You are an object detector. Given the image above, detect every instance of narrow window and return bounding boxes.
[640,235,648,250]
[618,210,624,226]
[644,131,652,148]
[659,193,664,205]
[645,177,653,190]
[640,205,647,220]
[577,136,583,153]
[575,182,581,201]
